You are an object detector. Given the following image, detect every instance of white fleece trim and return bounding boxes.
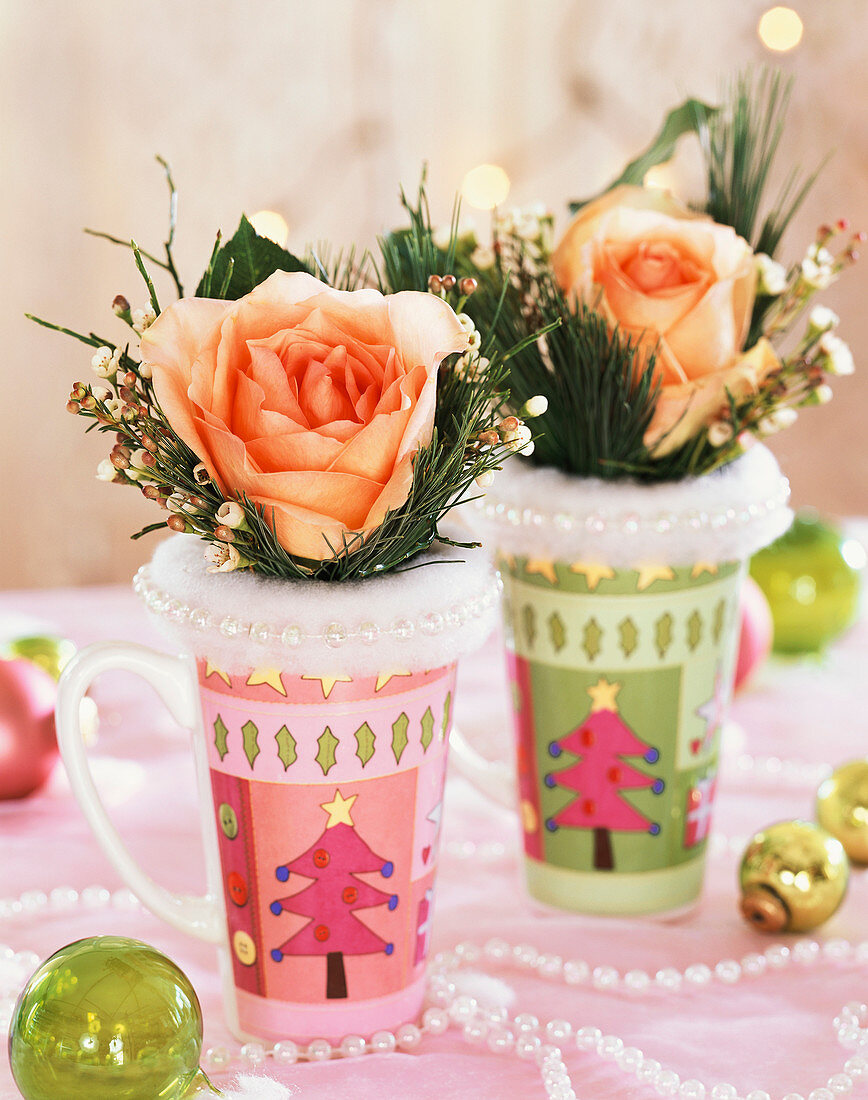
[471,443,791,567]
[136,533,500,677]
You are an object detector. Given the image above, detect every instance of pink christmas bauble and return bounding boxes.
[734,576,774,692]
[0,658,58,799]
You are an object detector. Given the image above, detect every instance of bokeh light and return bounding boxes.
[757,7,804,52]
[643,163,679,192]
[249,210,289,247]
[461,164,511,210]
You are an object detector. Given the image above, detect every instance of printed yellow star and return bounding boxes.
[587,677,621,713]
[320,789,358,828]
[204,661,232,687]
[497,551,517,573]
[302,673,352,699]
[521,799,539,834]
[524,558,559,585]
[569,561,615,591]
[375,669,413,692]
[691,562,719,579]
[636,564,676,591]
[246,667,287,696]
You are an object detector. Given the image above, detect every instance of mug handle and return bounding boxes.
[449,724,517,811]
[56,641,224,944]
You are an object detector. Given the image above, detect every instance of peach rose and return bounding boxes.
[552,185,768,454]
[141,271,469,561]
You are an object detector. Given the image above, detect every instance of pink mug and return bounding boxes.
[56,535,498,1043]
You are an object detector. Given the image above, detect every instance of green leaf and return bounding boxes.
[275,725,297,770]
[548,611,567,653]
[354,722,376,768]
[241,719,260,769]
[316,726,339,776]
[655,613,674,659]
[420,707,435,753]
[441,691,452,741]
[391,712,409,765]
[569,98,718,213]
[195,215,311,300]
[214,715,229,760]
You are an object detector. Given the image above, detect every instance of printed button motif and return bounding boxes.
[342,886,359,905]
[314,924,330,942]
[313,848,330,868]
[227,871,248,907]
[218,803,238,839]
[233,930,256,966]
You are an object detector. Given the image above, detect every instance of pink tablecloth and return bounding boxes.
[1,574,867,1099]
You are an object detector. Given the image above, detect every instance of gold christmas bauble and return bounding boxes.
[739,819,849,933]
[817,759,868,864]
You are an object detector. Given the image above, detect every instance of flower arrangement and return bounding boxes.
[33,173,542,579]
[432,69,859,481]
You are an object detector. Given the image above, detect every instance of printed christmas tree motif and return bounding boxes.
[241,720,259,769]
[214,715,229,760]
[316,727,339,776]
[270,789,397,999]
[684,772,718,848]
[391,712,409,764]
[275,725,297,770]
[687,610,703,651]
[544,678,664,870]
[548,611,567,653]
[694,665,726,755]
[354,722,375,768]
[655,613,674,659]
[522,604,537,649]
[582,618,603,661]
[618,617,639,658]
[414,888,434,967]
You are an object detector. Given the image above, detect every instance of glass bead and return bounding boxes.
[680,1081,706,1099]
[845,1056,868,1077]
[714,959,741,984]
[249,621,271,644]
[563,959,590,984]
[592,965,619,989]
[514,944,539,967]
[485,1006,509,1025]
[684,964,712,986]
[710,1086,738,1100]
[359,621,380,645]
[240,1042,265,1064]
[325,622,348,648]
[616,1047,644,1073]
[637,1060,663,1083]
[545,1020,572,1042]
[781,1094,805,1100]
[597,1035,624,1059]
[219,616,242,637]
[745,1091,772,1100]
[340,1035,366,1057]
[516,1034,541,1059]
[111,888,139,910]
[625,968,651,992]
[764,944,791,968]
[823,939,851,960]
[273,1040,299,1063]
[655,967,682,990]
[449,995,478,1023]
[575,1026,602,1051]
[462,1020,487,1044]
[808,1091,835,1100]
[19,891,47,913]
[454,941,481,963]
[420,612,445,636]
[190,608,211,630]
[80,886,110,908]
[537,954,563,977]
[164,599,185,622]
[486,1027,514,1053]
[396,1024,422,1051]
[483,937,509,961]
[205,1045,232,1069]
[422,1007,450,1035]
[514,1013,540,1032]
[741,952,767,976]
[281,625,302,648]
[622,512,641,534]
[655,1069,681,1096]
[826,1077,853,1094]
[307,1038,332,1061]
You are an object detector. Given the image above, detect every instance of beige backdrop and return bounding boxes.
[2,0,866,590]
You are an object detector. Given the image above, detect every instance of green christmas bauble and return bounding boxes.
[8,937,203,1100]
[4,635,76,681]
[749,510,865,654]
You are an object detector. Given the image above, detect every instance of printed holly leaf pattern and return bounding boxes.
[687,610,703,651]
[420,707,434,752]
[582,618,602,661]
[275,725,297,770]
[618,617,638,658]
[214,715,229,760]
[655,613,673,659]
[442,691,452,741]
[241,720,259,770]
[522,604,537,649]
[392,712,409,765]
[355,722,376,768]
[316,726,339,776]
[712,598,726,644]
[548,611,567,653]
